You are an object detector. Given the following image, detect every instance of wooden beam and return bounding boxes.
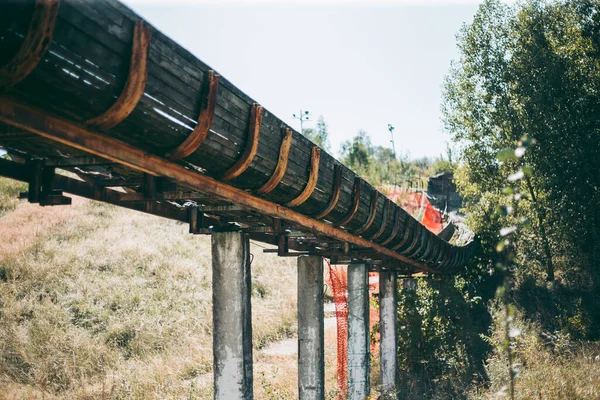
[44,156,113,167]
[336,177,361,227]
[119,190,211,202]
[222,103,263,181]
[166,70,219,160]
[379,208,401,246]
[0,0,60,88]
[355,190,378,235]
[368,199,390,241]
[313,164,342,220]
[285,146,320,208]
[391,218,416,251]
[86,21,151,130]
[256,128,292,195]
[0,99,439,272]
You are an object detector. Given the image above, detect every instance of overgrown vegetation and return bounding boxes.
[354,1,600,398]
[437,0,600,398]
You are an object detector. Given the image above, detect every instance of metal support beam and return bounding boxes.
[348,262,370,399]
[379,269,399,397]
[297,255,325,400]
[212,231,253,400]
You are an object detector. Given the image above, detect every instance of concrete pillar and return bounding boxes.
[379,269,399,396]
[347,262,370,399]
[297,255,325,400]
[212,231,253,400]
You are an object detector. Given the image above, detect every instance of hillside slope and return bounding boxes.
[0,176,329,399]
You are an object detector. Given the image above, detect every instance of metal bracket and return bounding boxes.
[86,20,151,130]
[166,70,219,160]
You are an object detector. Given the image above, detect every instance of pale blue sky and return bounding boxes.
[123,1,483,160]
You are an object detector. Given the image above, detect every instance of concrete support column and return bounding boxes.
[347,262,370,399]
[379,269,398,397]
[212,231,253,400]
[297,255,325,400]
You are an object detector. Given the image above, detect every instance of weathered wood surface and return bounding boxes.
[0,0,476,271]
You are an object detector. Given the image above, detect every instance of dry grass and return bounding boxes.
[469,308,600,400]
[0,175,26,217]
[0,176,309,399]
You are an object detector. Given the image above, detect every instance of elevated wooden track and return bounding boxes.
[0,0,475,274]
[0,1,477,397]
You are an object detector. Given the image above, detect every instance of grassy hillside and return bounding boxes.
[0,176,343,399]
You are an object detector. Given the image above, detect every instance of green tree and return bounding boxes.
[301,116,331,152]
[339,130,375,178]
[444,0,600,284]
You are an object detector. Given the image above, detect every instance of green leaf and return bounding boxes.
[498,148,517,162]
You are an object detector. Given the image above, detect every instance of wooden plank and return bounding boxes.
[166,70,219,160]
[368,199,390,241]
[256,128,292,195]
[337,177,361,227]
[0,0,59,88]
[355,190,378,235]
[391,218,416,252]
[86,20,150,130]
[286,147,320,207]
[313,164,342,220]
[379,208,402,246]
[222,103,262,181]
[45,155,113,166]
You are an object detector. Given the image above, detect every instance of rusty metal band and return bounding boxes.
[392,218,418,252]
[431,241,445,265]
[256,128,292,195]
[448,251,461,270]
[379,208,401,246]
[285,146,320,207]
[86,21,151,130]
[368,198,390,241]
[355,190,378,235]
[424,240,440,264]
[434,243,447,265]
[0,0,60,88]
[222,103,263,181]
[419,237,435,262]
[336,177,361,227]
[165,70,219,160]
[313,164,342,220]
[0,98,441,272]
[390,218,415,251]
[405,229,428,258]
[440,247,455,269]
[438,246,451,268]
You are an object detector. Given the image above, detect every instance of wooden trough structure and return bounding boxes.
[0,1,477,398]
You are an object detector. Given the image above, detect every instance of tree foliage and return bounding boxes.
[301,115,331,152]
[444,0,600,287]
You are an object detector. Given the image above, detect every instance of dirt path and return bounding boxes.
[262,302,338,356]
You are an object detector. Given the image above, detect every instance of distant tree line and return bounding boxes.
[301,116,455,189]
